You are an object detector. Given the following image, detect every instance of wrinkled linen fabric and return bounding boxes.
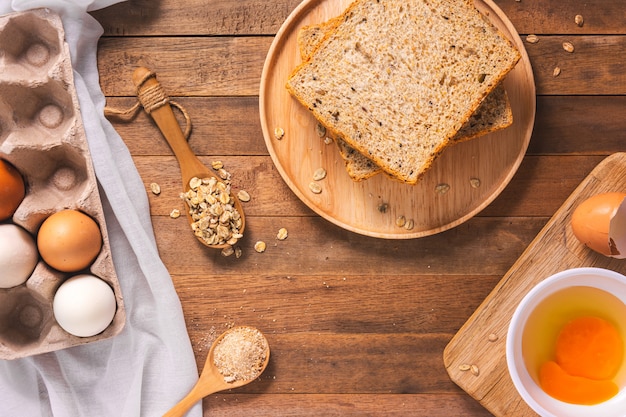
[0,1,201,416]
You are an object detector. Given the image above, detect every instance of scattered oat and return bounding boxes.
[575,14,584,27]
[471,365,480,376]
[276,227,288,241]
[308,182,322,194]
[469,178,481,188]
[221,246,235,257]
[254,241,267,253]
[395,215,406,228]
[313,168,327,181]
[169,209,181,219]
[553,66,561,77]
[562,41,574,53]
[274,127,285,140]
[150,182,161,195]
[459,364,471,372]
[217,168,231,180]
[435,183,450,194]
[488,333,499,342]
[378,202,389,213]
[323,137,333,145]
[211,160,224,170]
[525,34,539,44]
[235,246,243,258]
[315,123,326,137]
[404,219,414,230]
[237,190,251,202]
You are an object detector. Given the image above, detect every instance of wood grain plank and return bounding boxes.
[97,37,272,97]
[150,215,543,276]
[90,0,626,36]
[202,393,493,416]
[182,333,460,394]
[176,274,502,338]
[106,96,626,158]
[97,35,626,97]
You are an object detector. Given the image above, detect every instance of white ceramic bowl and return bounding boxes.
[507,267,626,417]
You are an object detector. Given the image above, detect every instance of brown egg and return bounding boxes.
[37,209,102,272]
[571,192,626,258]
[0,159,26,221]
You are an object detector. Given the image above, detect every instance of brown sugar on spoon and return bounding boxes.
[131,67,245,249]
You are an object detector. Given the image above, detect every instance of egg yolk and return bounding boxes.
[539,316,623,405]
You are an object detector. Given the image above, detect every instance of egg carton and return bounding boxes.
[0,8,125,359]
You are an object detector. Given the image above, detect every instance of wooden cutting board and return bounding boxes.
[443,152,626,416]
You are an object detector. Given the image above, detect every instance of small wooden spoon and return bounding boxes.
[162,326,270,417]
[132,66,245,249]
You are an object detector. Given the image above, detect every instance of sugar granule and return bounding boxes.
[213,327,268,383]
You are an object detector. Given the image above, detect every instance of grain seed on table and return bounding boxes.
[150,182,161,195]
[254,241,266,253]
[562,41,574,53]
[575,14,584,27]
[237,190,251,202]
[276,227,288,241]
[525,34,539,44]
[553,67,561,77]
[169,208,181,219]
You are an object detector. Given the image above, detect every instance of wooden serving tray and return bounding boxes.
[259,0,535,239]
[443,153,626,416]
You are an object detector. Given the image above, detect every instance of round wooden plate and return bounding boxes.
[259,0,535,239]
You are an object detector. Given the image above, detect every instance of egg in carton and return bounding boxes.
[0,8,125,359]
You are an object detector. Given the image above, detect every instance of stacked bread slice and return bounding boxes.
[286,0,521,184]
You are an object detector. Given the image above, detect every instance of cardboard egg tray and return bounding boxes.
[0,8,125,359]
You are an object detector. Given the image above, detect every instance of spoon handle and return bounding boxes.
[161,384,205,417]
[132,67,206,182]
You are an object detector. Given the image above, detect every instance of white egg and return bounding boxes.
[0,224,39,288]
[53,274,116,337]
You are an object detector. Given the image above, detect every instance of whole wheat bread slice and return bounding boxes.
[298,16,513,181]
[287,0,520,184]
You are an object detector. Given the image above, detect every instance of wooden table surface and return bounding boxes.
[91,1,626,416]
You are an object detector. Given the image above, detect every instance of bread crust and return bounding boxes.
[286,0,521,184]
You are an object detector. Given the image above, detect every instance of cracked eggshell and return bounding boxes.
[571,192,626,259]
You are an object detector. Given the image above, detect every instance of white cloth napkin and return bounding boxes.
[0,1,201,416]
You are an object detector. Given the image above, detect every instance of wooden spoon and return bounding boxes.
[132,66,245,249]
[162,326,270,417]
